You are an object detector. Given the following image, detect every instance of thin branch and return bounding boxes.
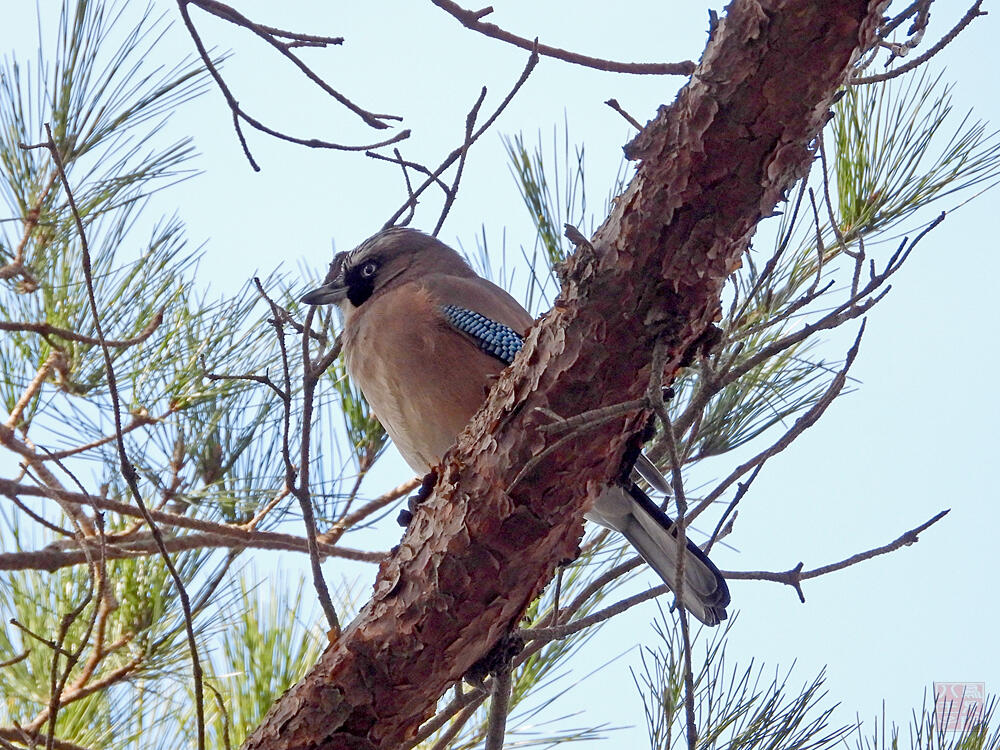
[704,463,763,555]
[537,557,643,629]
[382,45,539,227]
[816,133,855,260]
[365,150,451,196]
[484,663,512,750]
[37,409,164,461]
[28,655,143,734]
[0,169,57,289]
[20,127,206,750]
[423,695,486,750]
[186,0,396,128]
[319,477,420,545]
[730,176,811,327]
[524,584,667,643]
[604,98,643,130]
[203,362,289,403]
[508,398,648,492]
[0,309,163,348]
[0,650,30,669]
[243,485,291,531]
[646,337,697,750]
[0,532,383,573]
[175,0,408,171]
[687,322,867,523]
[0,728,94,750]
[725,509,950,601]
[0,424,95,534]
[850,2,986,85]
[296,300,343,634]
[0,480,383,567]
[678,607,698,749]
[389,149,419,227]
[5,351,61,429]
[430,0,695,75]
[4,493,74,538]
[668,214,939,451]
[432,86,488,236]
[8,620,74,659]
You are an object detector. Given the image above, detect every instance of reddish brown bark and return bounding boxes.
[242,2,887,748]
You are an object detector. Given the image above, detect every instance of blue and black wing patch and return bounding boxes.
[440,304,524,365]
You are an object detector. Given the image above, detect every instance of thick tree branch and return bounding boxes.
[243,2,888,748]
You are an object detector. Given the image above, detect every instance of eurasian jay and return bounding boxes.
[302,227,730,625]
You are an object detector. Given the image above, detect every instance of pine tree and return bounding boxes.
[1,2,996,749]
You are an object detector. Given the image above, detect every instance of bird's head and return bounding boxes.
[300,226,472,310]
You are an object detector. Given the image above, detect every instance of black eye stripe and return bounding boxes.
[343,255,382,307]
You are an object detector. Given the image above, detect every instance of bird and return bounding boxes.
[301,226,730,625]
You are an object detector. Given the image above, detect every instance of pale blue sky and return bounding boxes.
[3,1,998,745]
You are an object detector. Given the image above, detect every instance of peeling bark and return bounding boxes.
[242,1,888,748]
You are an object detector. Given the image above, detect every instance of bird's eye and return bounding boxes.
[360,260,379,278]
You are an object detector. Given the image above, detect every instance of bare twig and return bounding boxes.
[0,169,57,289]
[1,422,94,533]
[203,360,289,403]
[668,214,942,454]
[319,477,420,545]
[422,694,487,750]
[646,337,697,749]
[605,98,643,130]
[730,177,811,327]
[484,663,512,750]
[365,150,451,196]
[0,650,30,669]
[4,493,73,538]
[19,126,206,750]
[8,620,74,659]
[538,557,643,628]
[243,485,291,531]
[536,398,648,434]
[5,351,61,429]
[0,532,383,573]
[176,0,409,170]
[724,510,949,601]
[0,478,383,563]
[816,133,856,259]
[432,86,488,236]
[0,309,163,348]
[430,0,695,75]
[851,2,985,85]
[187,0,397,126]
[678,607,698,749]
[383,45,539,227]
[0,728,94,750]
[704,463,763,555]
[687,322,867,523]
[525,584,667,643]
[389,148,419,227]
[290,295,345,634]
[509,398,647,492]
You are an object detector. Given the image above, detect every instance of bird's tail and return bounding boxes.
[587,484,730,626]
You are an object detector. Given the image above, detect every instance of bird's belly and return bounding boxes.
[345,331,491,474]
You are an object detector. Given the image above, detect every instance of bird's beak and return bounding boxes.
[300,279,347,306]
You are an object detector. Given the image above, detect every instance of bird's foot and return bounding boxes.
[465,631,525,692]
[396,469,438,527]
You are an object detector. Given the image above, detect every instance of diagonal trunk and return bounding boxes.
[242,2,888,748]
